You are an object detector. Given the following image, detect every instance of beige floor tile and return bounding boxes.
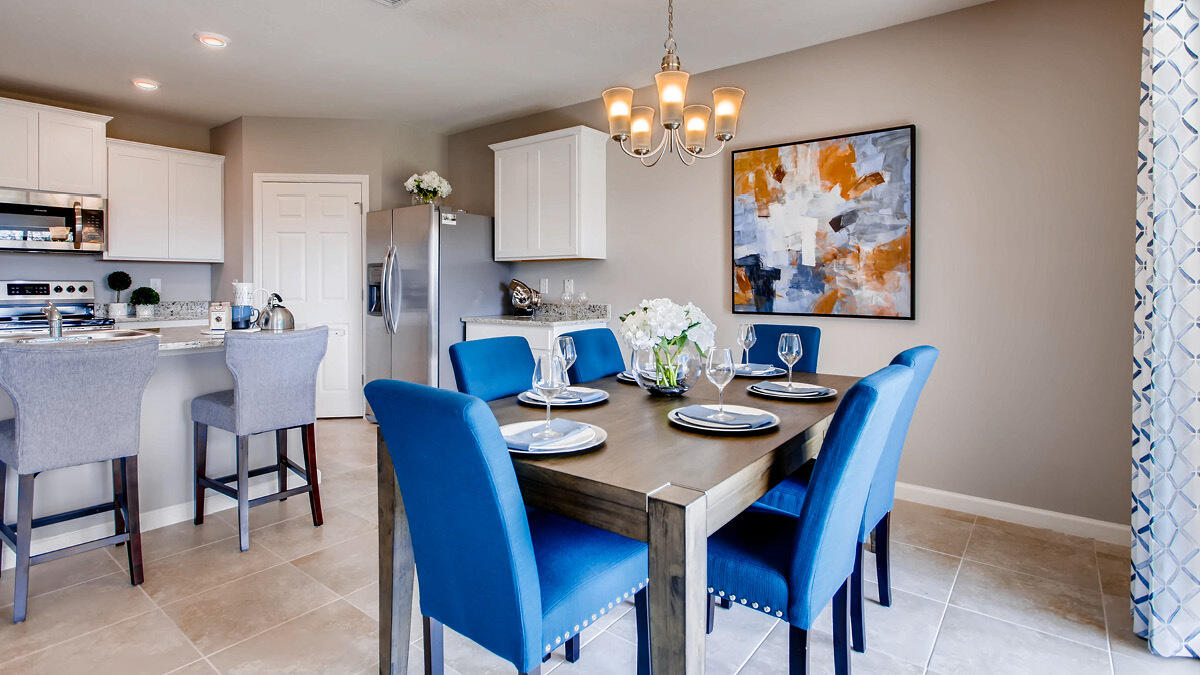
[928,606,1111,674]
[949,560,1107,649]
[211,494,318,532]
[318,465,379,508]
[890,500,975,556]
[546,629,639,674]
[344,581,425,644]
[862,539,962,602]
[1112,650,1200,674]
[170,660,220,674]
[109,519,239,570]
[401,642,465,675]
[1101,591,1179,666]
[965,517,1100,590]
[577,599,634,646]
[0,547,121,607]
[1,608,200,674]
[0,572,157,664]
[738,621,924,675]
[249,505,373,561]
[206,600,377,674]
[138,538,284,606]
[290,530,377,595]
[692,601,778,674]
[1095,540,1130,598]
[340,492,379,525]
[315,418,378,474]
[811,582,944,667]
[442,623,526,674]
[161,562,339,655]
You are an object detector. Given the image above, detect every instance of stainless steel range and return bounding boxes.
[0,280,114,333]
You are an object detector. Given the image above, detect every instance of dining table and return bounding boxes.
[376,370,862,675]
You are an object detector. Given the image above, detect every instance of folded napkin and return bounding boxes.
[505,419,593,451]
[735,363,778,375]
[525,387,605,404]
[753,381,832,395]
[675,405,774,429]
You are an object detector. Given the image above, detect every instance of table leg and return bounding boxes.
[648,484,707,675]
[378,432,415,675]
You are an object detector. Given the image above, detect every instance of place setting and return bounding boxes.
[516,336,610,407]
[666,346,780,434]
[502,352,607,455]
[731,324,787,378]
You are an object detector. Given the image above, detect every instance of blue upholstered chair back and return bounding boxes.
[448,336,535,401]
[225,327,328,436]
[0,337,159,474]
[787,363,912,626]
[364,379,541,669]
[747,324,821,373]
[860,346,939,539]
[562,328,625,383]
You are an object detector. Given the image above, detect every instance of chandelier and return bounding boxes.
[602,0,745,167]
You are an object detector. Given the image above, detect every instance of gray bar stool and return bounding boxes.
[191,327,328,551]
[0,336,159,623]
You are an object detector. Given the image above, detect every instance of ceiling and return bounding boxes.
[0,0,991,134]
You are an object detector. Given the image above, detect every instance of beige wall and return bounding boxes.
[210,116,447,298]
[447,0,1142,523]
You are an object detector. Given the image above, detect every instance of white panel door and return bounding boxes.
[38,110,106,195]
[169,153,224,261]
[494,146,533,259]
[261,181,364,417]
[106,143,169,259]
[0,100,37,190]
[534,136,576,255]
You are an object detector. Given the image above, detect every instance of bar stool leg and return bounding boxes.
[111,459,126,546]
[13,473,35,623]
[236,435,251,552]
[193,422,208,525]
[122,457,144,585]
[302,423,323,527]
[275,429,288,500]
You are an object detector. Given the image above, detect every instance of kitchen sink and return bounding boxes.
[0,329,154,344]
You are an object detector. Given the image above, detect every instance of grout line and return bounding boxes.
[733,618,779,674]
[925,519,971,671]
[946,604,1113,655]
[145,549,286,609]
[202,595,345,661]
[0,603,163,668]
[1094,540,1116,675]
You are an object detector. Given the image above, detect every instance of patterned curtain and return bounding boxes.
[1133,0,1200,659]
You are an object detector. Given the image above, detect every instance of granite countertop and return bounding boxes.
[462,302,611,327]
[96,300,210,322]
[145,326,227,352]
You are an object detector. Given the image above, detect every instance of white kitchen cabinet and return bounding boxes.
[489,126,607,261]
[106,139,224,262]
[462,318,610,363]
[0,96,110,195]
[0,99,38,190]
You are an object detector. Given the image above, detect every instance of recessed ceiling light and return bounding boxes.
[194,32,230,48]
[132,79,160,91]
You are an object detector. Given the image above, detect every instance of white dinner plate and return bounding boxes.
[733,364,787,378]
[517,387,610,407]
[747,382,838,401]
[667,404,781,434]
[616,371,639,384]
[501,420,608,456]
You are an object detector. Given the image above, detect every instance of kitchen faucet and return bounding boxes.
[42,302,62,338]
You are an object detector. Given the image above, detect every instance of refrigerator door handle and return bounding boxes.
[381,244,396,335]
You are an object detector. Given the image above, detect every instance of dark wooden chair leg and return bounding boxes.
[111,459,126,545]
[706,593,716,634]
[851,543,865,653]
[634,586,650,675]
[565,633,581,663]
[236,435,250,551]
[423,615,444,675]
[12,473,35,623]
[875,512,892,607]
[193,422,208,525]
[122,457,144,585]
[789,625,808,675]
[302,423,323,527]
[718,595,731,609]
[832,580,851,675]
[275,428,288,500]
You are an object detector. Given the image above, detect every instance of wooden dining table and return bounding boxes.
[377,370,862,675]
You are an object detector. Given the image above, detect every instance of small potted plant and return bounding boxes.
[404,170,452,205]
[130,286,160,319]
[105,271,131,318]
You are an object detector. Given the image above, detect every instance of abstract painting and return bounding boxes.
[732,125,914,319]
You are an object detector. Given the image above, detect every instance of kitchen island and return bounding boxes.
[0,328,306,569]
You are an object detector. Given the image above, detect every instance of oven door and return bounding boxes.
[0,190,105,253]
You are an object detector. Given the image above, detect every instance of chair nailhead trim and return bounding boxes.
[552,583,650,656]
[710,589,786,619]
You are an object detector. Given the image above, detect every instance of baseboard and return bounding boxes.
[895,482,1129,546]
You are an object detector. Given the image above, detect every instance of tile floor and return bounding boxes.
[0,418,1188,674]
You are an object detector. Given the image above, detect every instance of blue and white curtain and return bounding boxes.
[1133,0,1200,659]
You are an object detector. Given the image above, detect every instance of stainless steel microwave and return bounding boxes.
[0,189,105,253]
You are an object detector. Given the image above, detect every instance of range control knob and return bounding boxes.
[53,285,63,293]
[78,285,88,293]
[66,285,76,293]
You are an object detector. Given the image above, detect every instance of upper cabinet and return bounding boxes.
[106,139,225,262]
[0,96,110,195]
[490,126,607,261]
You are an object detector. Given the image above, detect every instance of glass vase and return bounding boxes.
[632,343,702,397]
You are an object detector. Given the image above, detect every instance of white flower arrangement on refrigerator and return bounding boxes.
[404,171,453,203]
[619,298,716,387]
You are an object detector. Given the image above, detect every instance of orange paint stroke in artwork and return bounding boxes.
[818,142,859,200]
[859,229,912,289]
[733,266,755,305]
[734,147,786,218]
[812,288,840,314]
[848,172,885,199]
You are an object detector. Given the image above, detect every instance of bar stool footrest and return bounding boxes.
[250,484,312,508]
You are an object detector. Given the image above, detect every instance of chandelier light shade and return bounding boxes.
[602,0,745,166]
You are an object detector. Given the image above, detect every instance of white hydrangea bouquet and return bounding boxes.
[404,171,452,204]
[619,298,716,393]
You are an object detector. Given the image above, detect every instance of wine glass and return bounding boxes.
[556,335,577,384]
[706,348,736,422]
[531,353,568,440]
[777,333,803,390]
[736,324,757,366]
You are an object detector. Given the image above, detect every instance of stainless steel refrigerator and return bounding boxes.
[364,204,511,413]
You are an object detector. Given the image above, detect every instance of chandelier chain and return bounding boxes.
[664,0,677,53]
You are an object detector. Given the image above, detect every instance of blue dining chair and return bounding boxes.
[746,324,821,373]
[448,336,535,401]
[748,345,939,654]
[705,363,913,675]
[365,379,651,675]
[561,328,625,383]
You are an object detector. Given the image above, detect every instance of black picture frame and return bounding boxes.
[730,124,916,321]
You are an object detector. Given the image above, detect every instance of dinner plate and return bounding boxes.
[667,404,781,434]
[747,382,838,401]
[517,387,610,407]
[733,364,787,378]
[501,420,607,456]
[616,371,639,384]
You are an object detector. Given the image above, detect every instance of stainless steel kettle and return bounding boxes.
[255,293,295,332]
